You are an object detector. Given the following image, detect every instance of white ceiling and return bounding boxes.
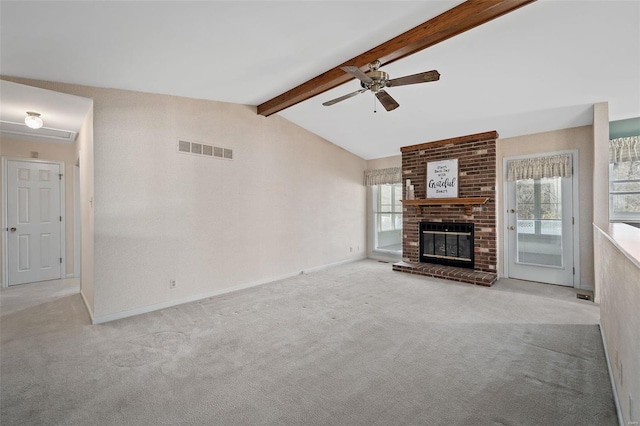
[1,0,638,159]
[0,80,93,142]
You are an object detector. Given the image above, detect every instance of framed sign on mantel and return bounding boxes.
[427,159,459,198]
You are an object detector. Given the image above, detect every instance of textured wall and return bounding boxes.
[76,106,95,316]
[595,224,640,426]
[593,103,610,230]
[3,77,367,321]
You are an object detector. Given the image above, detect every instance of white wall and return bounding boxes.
[497,126,594,289]
[592,102,610,230]
[3,78,367,321]
[76,105,95,317]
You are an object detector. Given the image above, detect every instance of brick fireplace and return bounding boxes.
[392,131,498,286]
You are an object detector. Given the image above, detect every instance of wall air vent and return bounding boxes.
[0,120,78,143]
[178,140,191,153]
[177,139,233,161]
[191,143,202,155]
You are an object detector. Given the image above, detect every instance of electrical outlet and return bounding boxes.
[169,279,176,289]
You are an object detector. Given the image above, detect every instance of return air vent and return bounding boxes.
[177,139,233,161]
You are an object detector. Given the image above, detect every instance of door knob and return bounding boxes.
[509,209,515,213]
[509,226,515,230]
[9,227,16,232]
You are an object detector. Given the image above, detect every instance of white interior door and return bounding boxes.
[6,160,62,285]
[506,168,574,286]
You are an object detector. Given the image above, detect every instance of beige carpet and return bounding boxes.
[0,260,616,425]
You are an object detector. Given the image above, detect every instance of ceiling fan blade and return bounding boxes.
[375,90,399,111]
[341,66,374,84]
[322,89,367,106]
[387,70,440,87]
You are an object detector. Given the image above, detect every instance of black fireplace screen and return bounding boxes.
[420,222,474,269]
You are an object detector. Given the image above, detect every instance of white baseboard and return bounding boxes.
[92,257,367,325]
[300,256,367,274]
[599,323,624,426]
[65,273,76,279]
[367,251,401,263]
[80,289,95,323]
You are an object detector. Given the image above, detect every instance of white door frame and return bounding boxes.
[1,156,66,288]
[502,149,580,287]
[73,163,80,278]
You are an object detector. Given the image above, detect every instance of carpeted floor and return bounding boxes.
[0,260,617,425]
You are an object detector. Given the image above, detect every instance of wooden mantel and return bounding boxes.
[402,197,489,215]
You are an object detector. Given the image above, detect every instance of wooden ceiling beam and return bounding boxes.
[257,0,536,117]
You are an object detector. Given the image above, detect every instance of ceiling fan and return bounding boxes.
[322,60,440,112]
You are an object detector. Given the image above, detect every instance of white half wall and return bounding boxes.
[595,224,640,426]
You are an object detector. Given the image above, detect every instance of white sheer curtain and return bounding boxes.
[507,154,572,181]
[609,136,640,163]
[363,167,401,186]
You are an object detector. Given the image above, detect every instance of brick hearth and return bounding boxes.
[393,131,498,286]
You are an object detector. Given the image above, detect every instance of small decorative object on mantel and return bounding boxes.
[406,179,415,200]
[427,159,458,198]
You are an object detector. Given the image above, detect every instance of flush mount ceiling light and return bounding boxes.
[24,111,43,129]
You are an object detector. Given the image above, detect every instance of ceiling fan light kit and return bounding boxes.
[323,60,440,112]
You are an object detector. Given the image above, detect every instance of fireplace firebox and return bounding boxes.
[420,222,474,269]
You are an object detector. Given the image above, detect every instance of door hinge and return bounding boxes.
[60,216,62,222]
[573,267,575,275]
[572,217,575,225]
[59,173,63,180]
[60,257,62,264]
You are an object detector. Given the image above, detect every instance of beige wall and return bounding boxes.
[592,103,610,230]
[366,155,401,171]
[595,225,640,425]
[497,126,594,289]
[76,106,95,316]
[4,77,366,321]
[0,136,77,280]
[365,155,402,260]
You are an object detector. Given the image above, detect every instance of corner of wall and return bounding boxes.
[592,102,610,229]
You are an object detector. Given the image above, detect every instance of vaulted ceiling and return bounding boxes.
[1,1,638,159]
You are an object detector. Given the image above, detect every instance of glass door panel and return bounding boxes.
[515,177,563,267]
[506,155,574,287]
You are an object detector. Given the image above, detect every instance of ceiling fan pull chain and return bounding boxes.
[373,95,377,113]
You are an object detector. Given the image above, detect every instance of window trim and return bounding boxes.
[609,162,640,222]
[375,183,403,232]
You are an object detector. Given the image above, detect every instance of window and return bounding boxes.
[609,161,640,221]
[372,184,402,255]
[516,177,562,236]
[376,184,403,232]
